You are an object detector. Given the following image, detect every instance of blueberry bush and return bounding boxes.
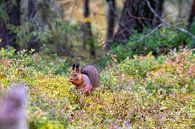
[0,47,194,128]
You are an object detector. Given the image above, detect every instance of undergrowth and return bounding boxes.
[111,25,195,62]
[0,47,194,128]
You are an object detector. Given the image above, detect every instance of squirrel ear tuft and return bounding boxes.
[72,64,76,70]
[75,64,80,72]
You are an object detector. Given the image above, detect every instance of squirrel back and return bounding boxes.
[69,64,100,91]
[81,64,100,88]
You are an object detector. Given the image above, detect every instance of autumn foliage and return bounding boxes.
[0,48,193,128]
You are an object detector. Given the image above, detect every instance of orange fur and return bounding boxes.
[69,64,99,94]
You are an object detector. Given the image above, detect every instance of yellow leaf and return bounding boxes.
[160,106,167,110]
[146,51,153,58]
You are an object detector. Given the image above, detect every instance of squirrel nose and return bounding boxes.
[69,78,73,83]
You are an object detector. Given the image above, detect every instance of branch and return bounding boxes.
[135,23,164,43]
[145,0,165,23]
[166,25,195,39]
[145,0,195,39]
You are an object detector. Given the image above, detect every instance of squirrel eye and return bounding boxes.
[74,73,77,77]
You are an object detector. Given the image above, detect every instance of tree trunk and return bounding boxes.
[189,0,195,25]
[27,0,39,52]
[81,0,96,58]
[113,0,163,43]
[0,0,21,49]
[152,0,164,27]
[105,0,116,48]
[178,0,183,18]
[83,0,90,17]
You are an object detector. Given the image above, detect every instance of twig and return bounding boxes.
[145,0,195,39]
[135,23,164,43]
[166,25,195,39]
[145,0,165,23]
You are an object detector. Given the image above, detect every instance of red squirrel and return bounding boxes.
[69,64,99,94]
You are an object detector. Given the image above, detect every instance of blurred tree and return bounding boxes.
[27,0,40,52]
[178,0,183,18]
[0,0,20,49]
[189,0,195,25]
[113,0,164,43]
[105,0,116,48]
[81,0,96,58]
[84,0,90,17]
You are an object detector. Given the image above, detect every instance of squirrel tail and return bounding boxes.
[81,64,100,88]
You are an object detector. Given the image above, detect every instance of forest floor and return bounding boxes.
[0,48,194,129]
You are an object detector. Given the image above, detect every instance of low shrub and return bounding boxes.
[111,26,195,62]
[0,48,193,128]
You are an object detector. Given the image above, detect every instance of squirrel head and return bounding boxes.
[69,64,83,86]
